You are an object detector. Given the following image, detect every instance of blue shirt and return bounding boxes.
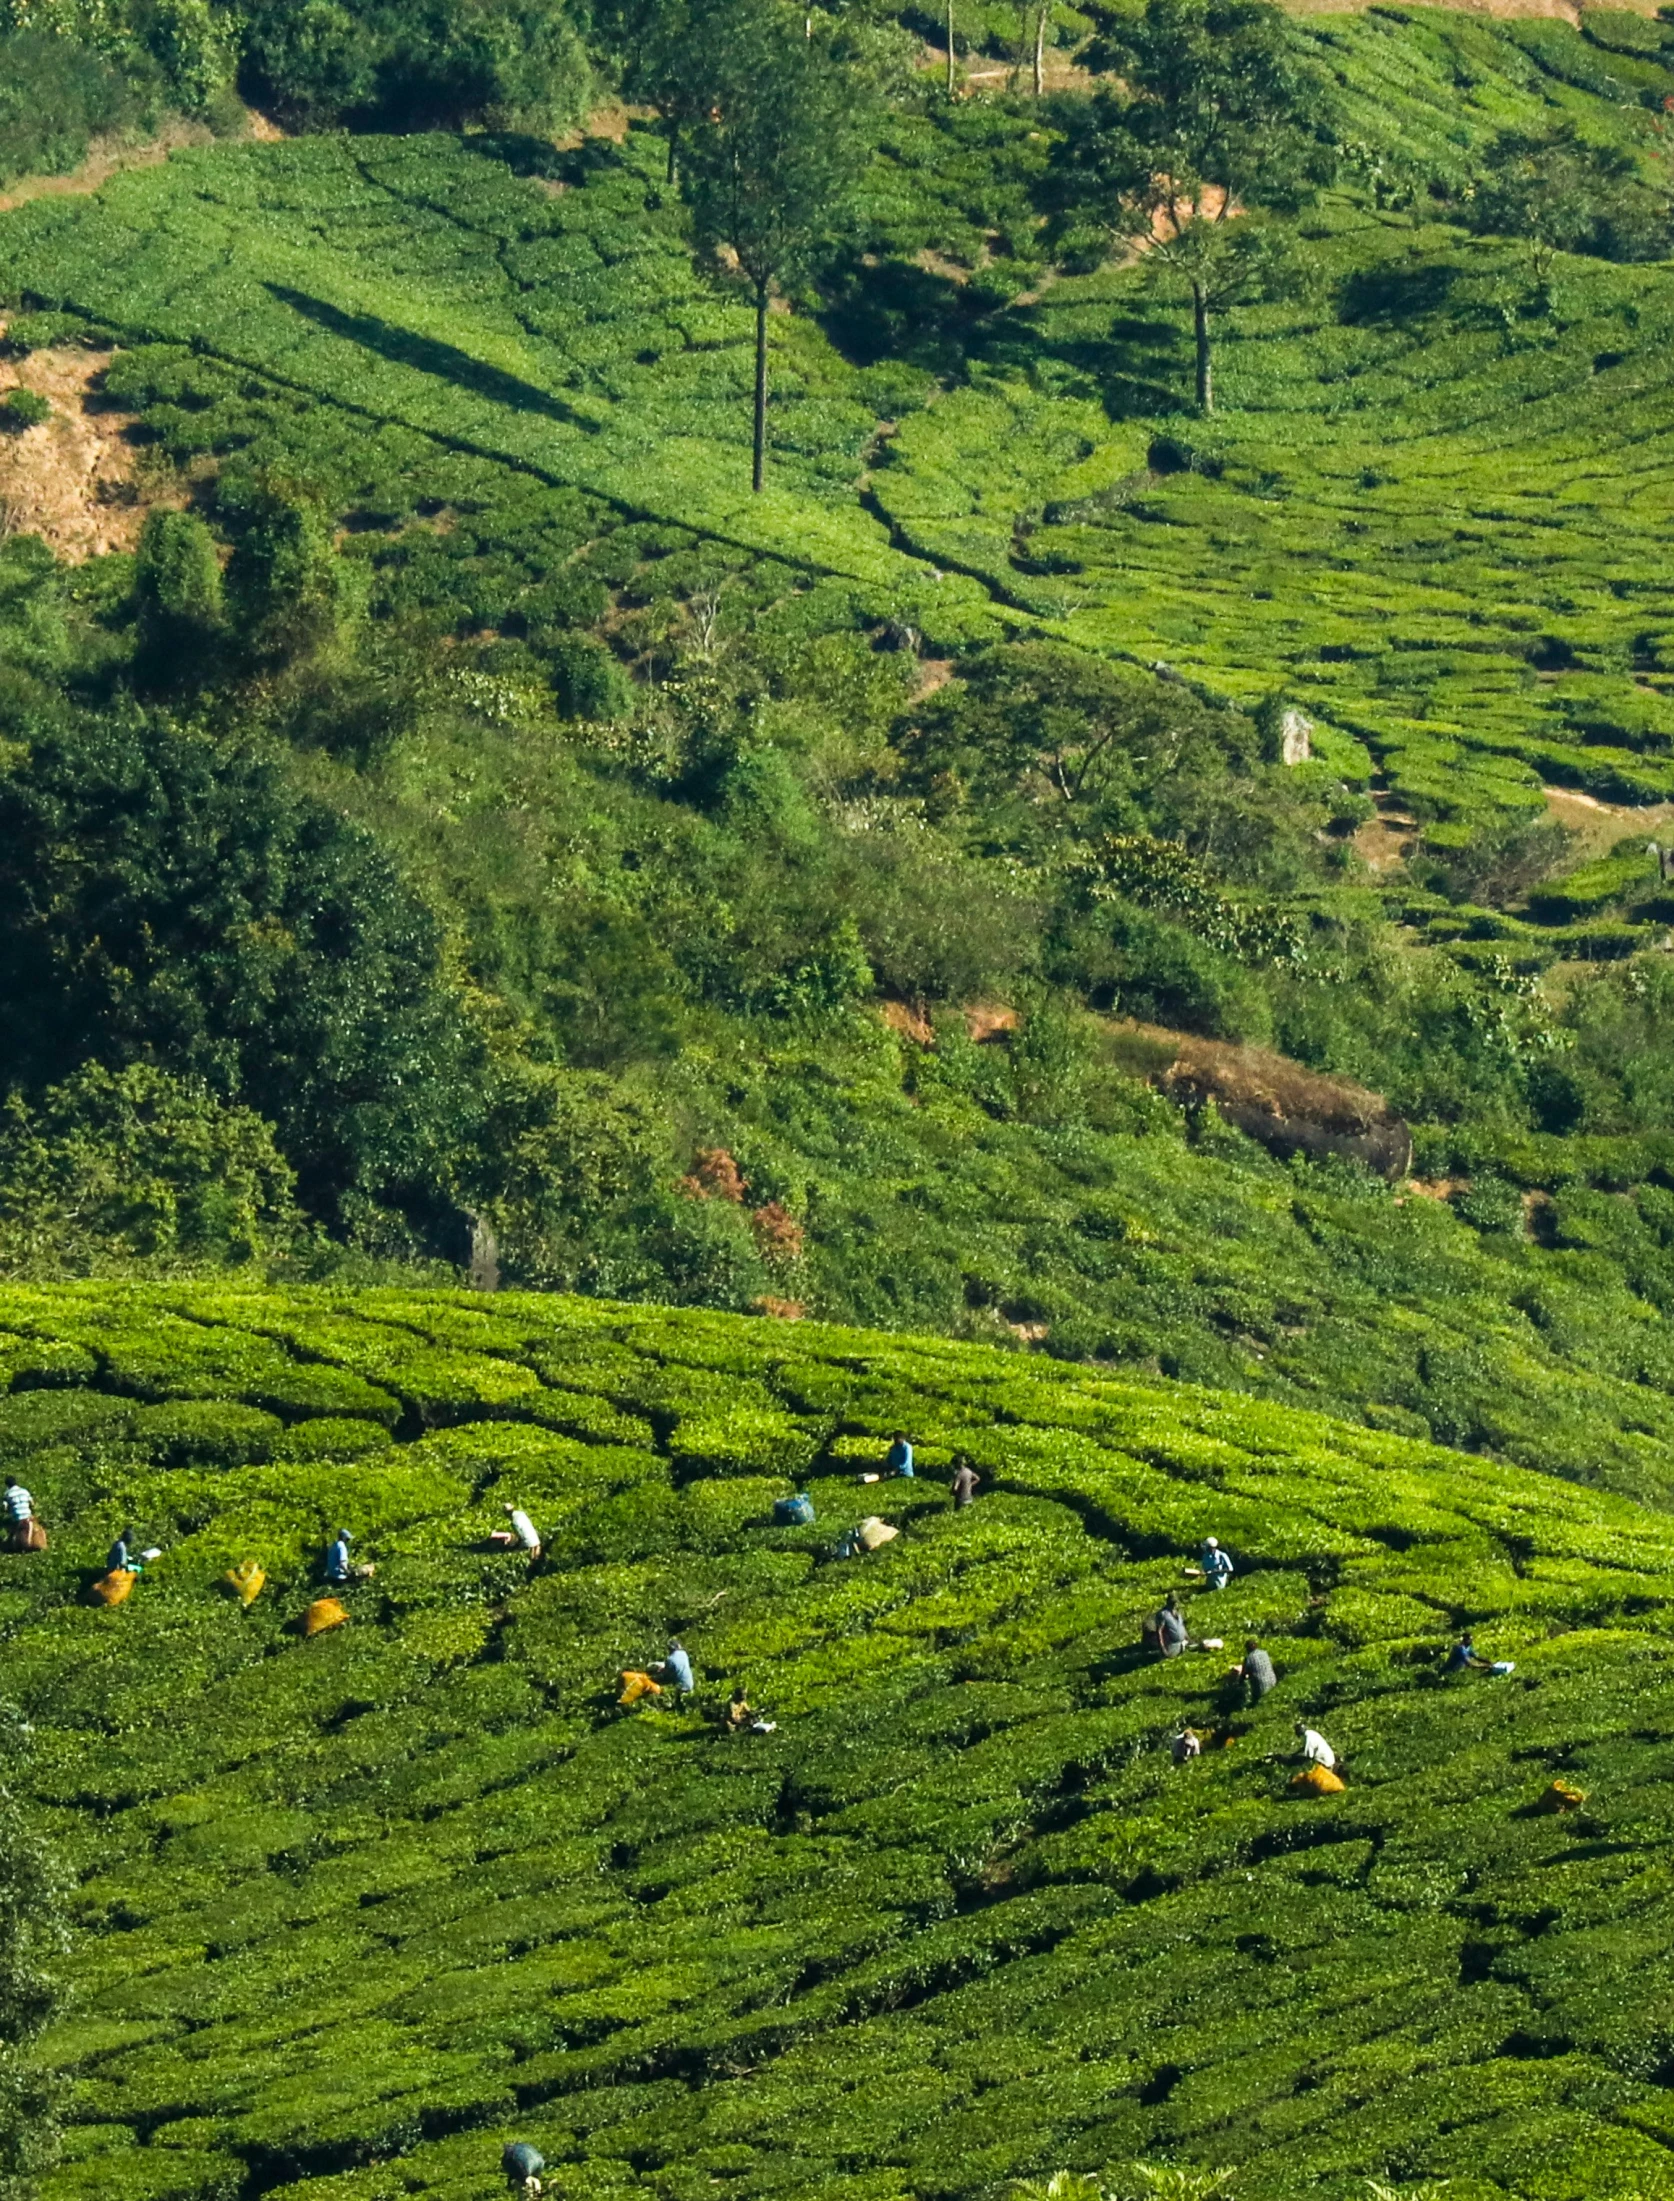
[325,1538,352,1583]
[887,1440,914,1478]
[107,1539,130,1572]
[665,1647,693,1692]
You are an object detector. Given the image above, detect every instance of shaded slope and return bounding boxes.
[5,1286,1674,2201]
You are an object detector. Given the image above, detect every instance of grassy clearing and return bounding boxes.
[7,1283,1674,2201]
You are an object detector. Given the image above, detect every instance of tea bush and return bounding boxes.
[5,1285,1674,2201]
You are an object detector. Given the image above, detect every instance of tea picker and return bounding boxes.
[1146,1593,1188,1657]
[1295,1721,1336,1769]
[1200,1537,1233,1591]
[91,1527,162,1607]
[323,1529,375,1586]
[1143,1592,1222,1660]
[3,1477,44,1552]
[834,1516,900,1559]
[502,2141,544,2196]
[107,1528,162,1574]
[654,1640,694,1695]
[726,1685,776,1735]
[498,1504,541,1562]
[951,1461,980,1510]
[886,1431,914,1478]
[1238,1639,1276,1703]
[1447,1631,1514,1676]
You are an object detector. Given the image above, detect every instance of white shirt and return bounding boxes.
[508,1509,540,1551]
[1300,1728,1336,1769]
[3,1486,31,1520]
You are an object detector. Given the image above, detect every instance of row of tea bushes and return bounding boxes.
[7,1287,1674,2200]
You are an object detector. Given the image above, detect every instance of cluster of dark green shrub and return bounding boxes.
[4,1283,1674,2201]
[0,0,595,182]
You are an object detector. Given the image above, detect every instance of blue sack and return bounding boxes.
[773,1493,815,1527]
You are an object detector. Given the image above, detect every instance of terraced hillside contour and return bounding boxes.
[5,2,1674,880]
[6,1285,1674,2201]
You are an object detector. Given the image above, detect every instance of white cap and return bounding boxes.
[1206,1537,1219,1548]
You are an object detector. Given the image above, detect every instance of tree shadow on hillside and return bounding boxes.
[266,285,595,430]
[818,252,1190,417]
[819,254,1008,377]
[1337,260,1464,328]
[982,301,1192,420]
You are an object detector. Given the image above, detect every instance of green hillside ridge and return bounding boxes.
[6,1283,1674,2201]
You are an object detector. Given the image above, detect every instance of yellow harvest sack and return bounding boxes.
[90,1568,135,1608]
[619,1671,663,1706]
[1540,1779,1586,1814]
[225,1559,266,1609]
[1289,1763,1346,1797]
[303,1597,348,1638]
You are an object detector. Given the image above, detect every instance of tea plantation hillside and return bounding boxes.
[11,1284,1674,2201]
[6,5,1674,869]
[0,130,992,648]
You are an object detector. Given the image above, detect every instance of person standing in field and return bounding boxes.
[886,1431,915,1478]
[951,1461,980,1510]
[1200,1536,1233,1590]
